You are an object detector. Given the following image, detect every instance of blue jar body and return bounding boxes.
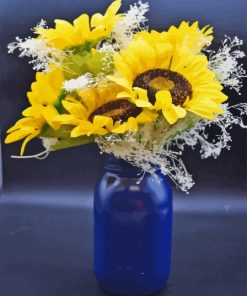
[94,155,173,296]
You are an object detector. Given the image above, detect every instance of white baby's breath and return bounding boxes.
[8,37,65,72]
[96,103,247,193]
[63,73,95,92]
[35,19,48,30]
[7,19,66,72]
[208,36,246,94]
[109,1,149,50]
[97,42,115,73]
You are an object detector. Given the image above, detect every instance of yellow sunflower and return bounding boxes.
[135,21,213,54]
[54,84,157,137]
[5,68,64,155]
[35,0,122,50]
[108,34,227,125]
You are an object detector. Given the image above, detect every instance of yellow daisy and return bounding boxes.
[35,0,122,50]
[108,35,227,125]
[5,68,64,155]
[54,84,157,137]
[135,21,213,54]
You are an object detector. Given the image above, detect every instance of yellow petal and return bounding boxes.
[62,100,86,118]
[71,122,107,137]
[27,68,64,106]
[135,99,153,108]
[174,106,187,118]
[133,87,149,101]
[73,14,90,33]
[114,55,135,80]
[155,90,172,109]
[54,19,74,32]
[43,105,60,130]
[105,0,121,16]
[116,91,132,99]
[126,117,138,131]
[93,115,112,127]
[162,108,179,125]
[7,118,34,133]
[53,114,81,125]
[186,106,215,120]
[5,129,33,144]
[91,13,104,28]
[111,124,127,134]
[22,105,44,117]
[136,110,158,123]
[157,93,186,124]
[107,75,132,89]
[20,130,40,156]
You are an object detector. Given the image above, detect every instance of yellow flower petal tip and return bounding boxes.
[35,0,122,50]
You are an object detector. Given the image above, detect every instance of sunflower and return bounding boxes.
[135,21,213,54]
[108,34,227,125]
[5,68,64,155]
[35,0,122,50]
[54,83,157,137]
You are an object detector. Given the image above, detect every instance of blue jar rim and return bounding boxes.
[104,154,160,177]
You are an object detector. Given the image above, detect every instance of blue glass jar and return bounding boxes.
[94,154,173,295]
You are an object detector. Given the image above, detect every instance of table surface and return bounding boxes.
[0,190,246,296]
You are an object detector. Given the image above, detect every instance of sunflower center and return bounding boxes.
[88,99,142,123]
[149,76,175,91]
[133,69,192,105]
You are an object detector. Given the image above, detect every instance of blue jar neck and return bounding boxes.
[104,154,142,178]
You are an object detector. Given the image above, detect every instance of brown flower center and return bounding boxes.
[133,69,192,105]
[88,99,142,123]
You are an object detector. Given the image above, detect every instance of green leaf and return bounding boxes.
[69,41,94,54]
[50,135,95,151]
[63,51,112,80]
[165,113,199,141]
[84,52,107,76]
[41,125,73,138]
[40,125,95,151]
[53,89,67,113]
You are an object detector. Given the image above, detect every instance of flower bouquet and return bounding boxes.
[5,1,247,294]
[6,0,246,192]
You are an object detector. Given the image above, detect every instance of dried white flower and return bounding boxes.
[35,19,48,29]
[208,36,246,94]
[96,103,247,193]
[96,131,195,193]
[109,1,149,49]
[97,42,115,73]
[7,19,66,71]
[8,36,65,72]
[63,73,95,92]
[174,103,247,159]
[41,137,58,151]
